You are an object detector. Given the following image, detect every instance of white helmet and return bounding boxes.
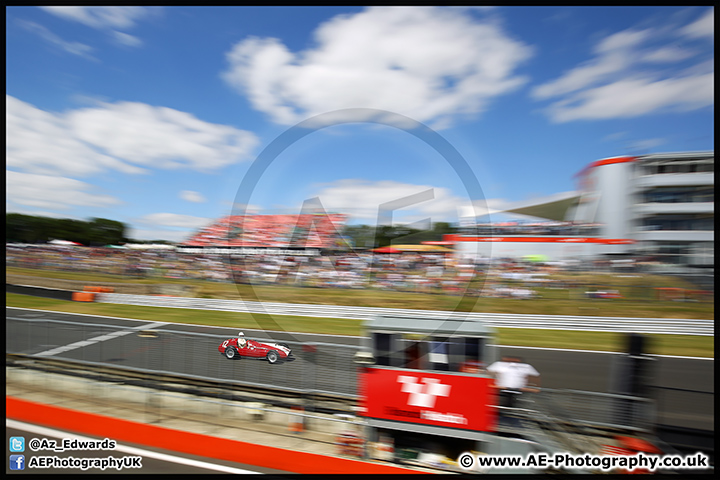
[238,331,244,336]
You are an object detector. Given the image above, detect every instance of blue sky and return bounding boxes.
[6,6,714,242]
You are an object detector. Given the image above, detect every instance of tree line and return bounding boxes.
[6,214,128,246]
[341,222,457,249]
[6,213,458,249]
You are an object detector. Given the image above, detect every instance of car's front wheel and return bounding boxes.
[225,347,237,359]
[267,350,279,364]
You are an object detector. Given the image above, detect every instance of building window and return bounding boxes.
[641,158,714,175]
[697,162,714,173]
[369,334,489,372]
[644,187,714,204]
[373,332,401,367]
[643,215,714,231]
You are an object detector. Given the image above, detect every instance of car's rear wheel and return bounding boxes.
[225,347,237,359]
[267,350,279,364]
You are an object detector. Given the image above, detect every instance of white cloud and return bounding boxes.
[68,101,259,171]
[129,212,215,242]
[545,73,713,122]
[631,138,666,151]
[113,31,143,47]
[596,28,651,54]
[642,46,696,63]
[228,202,263,214]
[40,6,154,30]
[40,6,158,50]
[6,95,259,178]
[532,28,655,101]
[306,179,475,225]
[222,6,532,129]
[127,227,194,243]
[17,20,97,61]
[602,133,667,153]
[70,93,112,106]
[603,131,628,142]
[138,213,213,229]
[6,171,121,210]
[680,7,714,40]
[7,96,145,177]
[180,190,207,203]
[532,14,714,122]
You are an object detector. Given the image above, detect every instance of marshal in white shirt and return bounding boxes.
[487,357,540,390]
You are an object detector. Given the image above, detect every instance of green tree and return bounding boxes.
[88,218,126,246]
[6,214,129,246]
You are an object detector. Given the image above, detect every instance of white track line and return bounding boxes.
[9,307,712,360]
[35,321,168,357]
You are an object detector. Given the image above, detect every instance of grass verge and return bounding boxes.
[6,266,714,319]
[7,293,713,357]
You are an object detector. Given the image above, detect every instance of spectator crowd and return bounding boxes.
[7,242,576,298]
[12,213,696,301]
[184,214,350,248]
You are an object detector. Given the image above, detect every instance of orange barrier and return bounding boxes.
[83,286,114,293]
[688,290,711,302]
[289,405,304,433]
[6,397,420,474]
[655,287,684,301]
[71,292,96,302]
[336,431,364,457]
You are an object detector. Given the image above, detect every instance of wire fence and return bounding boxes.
[649,386,715,431]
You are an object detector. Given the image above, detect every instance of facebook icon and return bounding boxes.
[10,454,25,470]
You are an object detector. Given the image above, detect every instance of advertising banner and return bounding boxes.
[359,368,497,432]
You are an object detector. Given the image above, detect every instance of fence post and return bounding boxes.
[302,342,317,429]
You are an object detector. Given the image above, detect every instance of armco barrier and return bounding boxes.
[6,396,420,474]
[95,293,714,336]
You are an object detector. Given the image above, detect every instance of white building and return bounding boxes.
[454,151,714,269]
[572,151,714,268]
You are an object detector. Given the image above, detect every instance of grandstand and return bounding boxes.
[181,214,349,249]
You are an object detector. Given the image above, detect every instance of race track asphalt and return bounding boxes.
[6,307,713,431]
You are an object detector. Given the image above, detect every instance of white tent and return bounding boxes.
[123,243,176,250]
[48,239,82,246]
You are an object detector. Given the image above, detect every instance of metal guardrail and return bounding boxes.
[535,388,656,434]
[8,366,363,433]
[95,293,714,336]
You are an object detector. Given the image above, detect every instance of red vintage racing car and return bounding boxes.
[218,332,292,364]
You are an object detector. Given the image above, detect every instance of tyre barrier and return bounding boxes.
[71,292,96,302]
[84,286,114,293]
[7,283,97,302]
